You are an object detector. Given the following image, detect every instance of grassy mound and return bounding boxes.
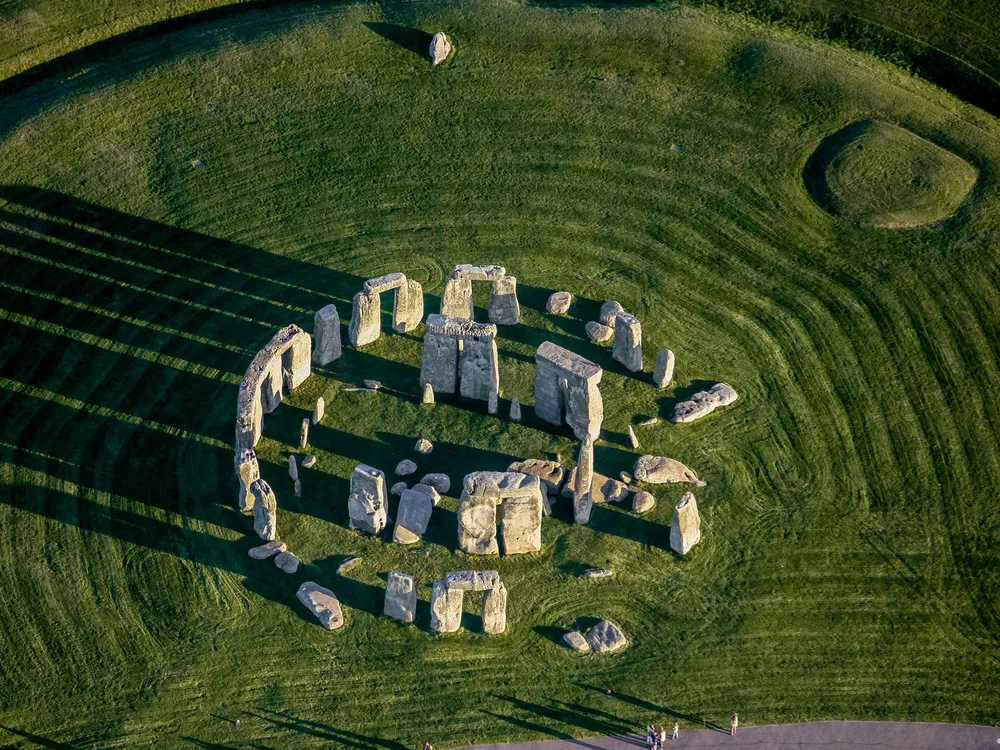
[0,0,999,746]
[805,119,978,228]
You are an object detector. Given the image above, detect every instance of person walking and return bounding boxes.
[647,723,656,750]
[658,725,667,749]
[672,722,679,740]
[730,712,738,737]
[423,742,434,750]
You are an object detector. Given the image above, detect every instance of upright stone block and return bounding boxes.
[393,488,434,544]
[347,464,387,535]
[313,304,342,365]
[420,333,459,394]
[488,275,520,325]
[393,279,424,333]
[430,579,463,632]
[670,492,702,555]
[313,396,325,425]
[573,436,594,525]
[457,481,501,555]
[260,357,284,414]
[299,418,309,449]
[500,485,543,554]
[460,335,499,402]
[533,359,566,427]
[613,313,643,372]
[653,348,675,387]
[440,276,473,319]
[235,448,260,511]
[482,582,508,634]
[349,289,381,347]
[384,572,417,623]
[599,301,624,327]
[251,479,277,541]
[535,342,603,439]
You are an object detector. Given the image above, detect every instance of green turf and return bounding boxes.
[1,0,1000,747]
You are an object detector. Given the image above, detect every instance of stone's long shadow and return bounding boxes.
[0,725,78,749]
[587,504,672,553]
[487,694,641,746]
[363,22,432,58]
[575,683,730,734]
[253,708,409,749]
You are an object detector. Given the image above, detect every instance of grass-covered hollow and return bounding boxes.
[0,0,999,746]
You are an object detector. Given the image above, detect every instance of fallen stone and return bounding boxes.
[395,459,417,476]
[337,557,361,574]
[274,551,299,574]
[586,321,614,343]
[414,438,433,455]
[507,459,565,494]
[410,482,441,506]
[248,540,287,560]
[296,582,345,630]
[653,349,675,387]
[420,473,451,494]
[429,32,452,65]
[302,455,317,469]
[582,569,613,578]
[670,491,701,555]
[422,382,435,404]
[546,291,573,315]
[633,455,705,486]
[393,488,434,544]
[613,313,643,372]
[510,396,521,421]
[299,418,309,449]
[347,464,387,534]
[639,417,659,427]
[627,425,639,449]
[384,571,416,623]
[632,490,655,513]
[587,620,627,652]
[390,481,408,496]
[482,582,508,634]
[364,379,382,391]
[599,301,624,326]
[672,383,738,423]
[445,570,500,591]
[288,454,299,482]
[251,479,277,541]
[564,630,591,652]
[313,304,342,366]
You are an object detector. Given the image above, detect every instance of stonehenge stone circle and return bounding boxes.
[348,273,425,347]
[430,579,463,632]
[546,291,572,314]
[507,459,565,494]
[384,572,417,623]
[535,341,604,440]
[599,301,624,326]
[586,620,627,652]
[573,435,595,525]
[235,324,312,452]
[347,464,387,535]
[248,540,286,560]
[673,382,738,423]
[429,31,451,65]
[488,275,520,325]
[274,551,300,574]
[653,348,675,387]
[430,571,507,634]
[312,396,325,425]
[670,491,701,555]
[393,488,434,544]
[395,459,417,476]
[313,304,342,365]
[613,312,643,372]
[297,582,345,630]
[457,471,544,555]
[563,630,591,651]
[420,314,499,401]
[420,473,451,494]
[251,479,277,540]
[235,448,260,511]
[510,396,521,421]
[632,489,655,513]
[633,454,706,486]
[586,321,613,343]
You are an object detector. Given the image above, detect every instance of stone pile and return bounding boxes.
[430,570,507,634]
[439,264,520,325]
[420,314,499,402]
[534,341,604,439]
[673,382,738,423]
[457,471,544,555]
[348,272,424,347]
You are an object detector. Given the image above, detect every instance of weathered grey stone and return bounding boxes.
[653,349,675,387]
[632,489,655,513]
[670,491,701,555]
[445,570,500,591]
[457,482,500,555]
[390,481,408,496]
[415,438,433,454]
[510,396,521,421]
[613,313,643,372]
[563,469,629,504]
[296,582,345,630]
[313,304,342,365]
[440,276,472,319]
[507,459,565,494]
[452,264,505,281]
[564,630,591,651]
[363,379,382,390]
[312,397,325,425]
[673,383,738,423]
[274,551,299,574]
[546,291,572,315]
[488,275,520,326]
[422,383,435,404]
[235,448,260,511]
[488,389,499,415]
[633,455,706,486]
[384,572,416,623]
[347,464,387,534]
[599,301,624,327]
[430,579,462,632]
[294,478,302,497]
[248,540,286,560]
[337,557,361,574]
[582,569,613,578]
[393,278,424,333]
[302,454,317,469]
[573,435,594,525]
[586,321,614,343]
[535,342,604,440]
[420,473,451,494]
[620,471,633,483]
[393,488,434,544]
[639,416,659,427]
[299,418,309,449]
[421,333,459,395]
[395,459,417,476]
[429,32,452,65]
[251,479,277,541]
[364,272,406,294]
[587,620,627,652]
[458,471,544,555]
[411,482,441,506]
[348,289,381,347]
[288,454,299,482]
[500,484,543,554]
[482,582,507,634]
[627,425,639,449]
[460,334,499,402]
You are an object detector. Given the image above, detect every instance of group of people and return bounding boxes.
[646,712,739,745]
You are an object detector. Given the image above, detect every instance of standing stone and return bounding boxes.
[347,464,387,535]
[488,276,520,326]
[294,479,302,497]
[384,572,416,623]
[488,389,499,415]
[482,582,508,634]
[500,484,543,554]
[460,334,499,402]
[251,479,277,541]
[420,331,460,395]
[422,383,435,404]
[296,420,308,450]
[573,435,594,525]
[393,488,434,544]
[348,289,381,347]
[296,582,345,630]
[510,396,521,422]
[599,301,624,326]
[627,425,639,450]
[393,279,424,333]
[546,292,572,315]
[535,342,604,440]
[235,448,260,512]
[613,313,643,372]
[312,304,342,365]
[440,276,473,319]
[288,454,299,482]
[312,396,325,425]
[653,349,675,387]
[430,579,463,632]
[429,31,452,66]
[457,482,501,555]
[633,455,706,486]
[670,492,701,555]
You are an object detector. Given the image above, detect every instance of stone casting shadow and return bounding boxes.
[575,683,730,734]
[363,22,432,59]
[657,379,718,421]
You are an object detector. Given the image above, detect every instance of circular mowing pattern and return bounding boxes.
[803,118,978,228]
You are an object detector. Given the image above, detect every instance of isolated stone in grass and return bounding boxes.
[633,454,705,486]
[420,473,451,494]
[288,454,298,482]
[384,572,416,623]
[613,313,643,372]
[390,481,408,496]
[274,551,299,574]
[312,396,325,425]
[639,416,659,427]
[599,301,624,326]
[586,321,613,343]
[627,425,639,450]
[312,304,341,366]
[337,557,361,575]
[586,620,627,653]
[510,395,521,421]
[299,418,309,449]
[414,438,433,455]
[582,569,613,578]
[670,491,701,555]
[248,540,286,560]
[422,383,435,404]
[363,379,382,390]
[564,630,591,652]
[653,349,675,387]
[191,159,205,168]
[547,291,573,314]
[632,490,655,513]
[296,582,344,630]
[429,32,452,66]
[302,455,317,469]
[395,459,417,476]
[673,383,738,424]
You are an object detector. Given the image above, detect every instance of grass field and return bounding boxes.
[1,0,1000,746]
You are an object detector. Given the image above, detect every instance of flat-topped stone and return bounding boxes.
[587,620,627,652]
[425,313,497,340]
[452,263,505,280]
[536,341,602,380]
[296,582,345,630]
[445,570,501,591]
[564,630,591,651]
[364,272,406,294]
[673,382,738,423]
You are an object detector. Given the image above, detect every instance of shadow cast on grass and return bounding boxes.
[363,22,432,59]
[575,683,730,734]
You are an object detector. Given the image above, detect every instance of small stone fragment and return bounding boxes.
[586,620,627,652]
[673,383,738,423]
[585,321,614,343]
[274,551,300,574]
[488,389,498,415]
[302,455,317,469]
[546,291,572,315]
[422,382,435,404]
[599,301,624,326]
[620,471,633,484]
[563,630,591,652]
[414,438,433,455]
[363,379,382,390]
[582,569,613,578]
[337,557,361,574]
[639,417,659,427]
[420,473,451,494]
[627,425,639,450]
[288,454,299,482]
[248,540,287,560]
[395,459,417,476]
[296,582,345,630]
[632,489,655,513]
[429,31,451,66]
[633,454,705,486]
[299,418,309,449]
[653,349,675,388]
[384,572,416,623]
[390,481,408,496]
[312,396,325,425]
[510,396,521,421]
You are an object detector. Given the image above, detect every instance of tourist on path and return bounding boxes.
[423,742,433,750]
[731,712,738,736]
[647,724,656,749]
[658,726,667,748]
[672,722,679,740]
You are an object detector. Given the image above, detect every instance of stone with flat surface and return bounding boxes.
[296,582,345,630]
[633,454,705,486]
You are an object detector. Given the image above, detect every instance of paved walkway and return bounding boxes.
[461,722,1000,750]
